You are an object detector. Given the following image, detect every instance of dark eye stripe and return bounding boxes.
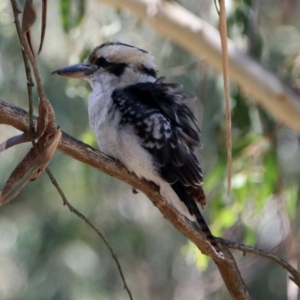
[95,56,127,77]
[108,63,127,76]
[95,56,156,78]
[140,65,157,78]
[95,57,111,67]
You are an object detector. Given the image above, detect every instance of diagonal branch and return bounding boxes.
[0,99,253,300]
[97,0,300,136]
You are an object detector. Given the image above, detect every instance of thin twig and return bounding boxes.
[38,0,47,54]
[14,0,56,138]
[46,168,134,300]
[16,3,47,104]
[218,0,232,195]
[0,132,31,153]
[220,238,300,288]
[11,0,35,140]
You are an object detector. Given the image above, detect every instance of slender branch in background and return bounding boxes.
[97,0,300,136]
[46,169,134,300]
[218,0,232,195]
[220,239,300,288]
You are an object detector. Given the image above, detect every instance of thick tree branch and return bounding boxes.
[0,99,252,300]
[97,0,300,135]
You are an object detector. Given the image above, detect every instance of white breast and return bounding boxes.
[87,76,157,178]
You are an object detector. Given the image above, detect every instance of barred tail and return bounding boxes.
[190,201,224,259]
[172,182,224,259]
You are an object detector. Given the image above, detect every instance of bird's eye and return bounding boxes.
[95,57,111,68]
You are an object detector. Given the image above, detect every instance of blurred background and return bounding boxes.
[1,0,300,299]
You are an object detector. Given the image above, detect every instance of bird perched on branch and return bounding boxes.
[54,41,223,259]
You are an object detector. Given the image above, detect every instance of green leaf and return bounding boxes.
[60,0,71,33]
[74,0,85,28]
[59,0,86,33]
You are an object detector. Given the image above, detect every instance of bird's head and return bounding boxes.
[53,42,157,88]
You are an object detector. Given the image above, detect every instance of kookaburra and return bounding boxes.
[54,42,223,258]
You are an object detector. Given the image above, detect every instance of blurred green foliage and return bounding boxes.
[60,0,85,33]
[0,0,300,299]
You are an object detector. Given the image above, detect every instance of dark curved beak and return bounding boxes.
[52,63,97,78]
